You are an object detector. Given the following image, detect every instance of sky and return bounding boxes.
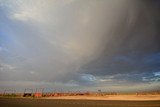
[0,0,160,93]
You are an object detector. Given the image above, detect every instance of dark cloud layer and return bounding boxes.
[81,0,160,76]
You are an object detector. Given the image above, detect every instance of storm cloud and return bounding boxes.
[0,0,160,92]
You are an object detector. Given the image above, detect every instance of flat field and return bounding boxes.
[44,95,160,101]
[0,97,160,107]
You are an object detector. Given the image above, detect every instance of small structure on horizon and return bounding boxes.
[34,88,44,97]
[3,89,16,97]
[23,88,33,97]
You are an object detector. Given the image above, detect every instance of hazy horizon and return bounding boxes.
[0,0,160,93]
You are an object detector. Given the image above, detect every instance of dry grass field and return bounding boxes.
[44,95,160,101]
[0,95,160,107]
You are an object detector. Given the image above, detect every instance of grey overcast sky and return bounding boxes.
[0,0,160,92]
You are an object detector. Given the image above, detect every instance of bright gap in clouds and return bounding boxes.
[0,0,160,92]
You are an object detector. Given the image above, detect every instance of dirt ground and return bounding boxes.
[0,97,160,107]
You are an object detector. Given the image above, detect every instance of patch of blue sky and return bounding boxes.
[0,14,15,46]
[153,71,160,76]
[141,71,160,82]
[0,33,13,45]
